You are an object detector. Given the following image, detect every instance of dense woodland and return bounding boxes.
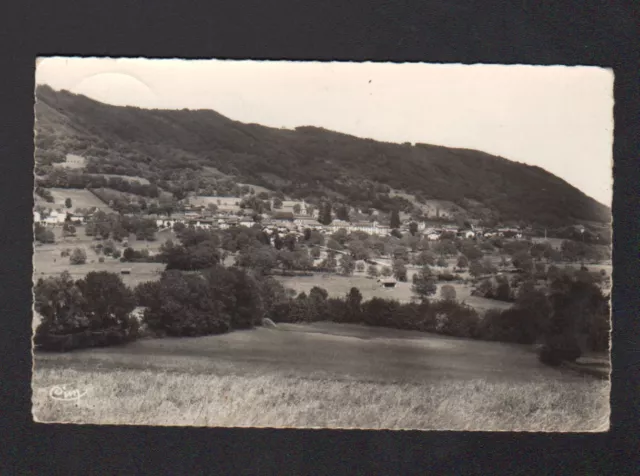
[35,85,610,228]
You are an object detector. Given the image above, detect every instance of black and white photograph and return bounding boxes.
[31,58,612,431]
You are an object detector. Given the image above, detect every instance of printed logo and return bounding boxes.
[48,384,87,402]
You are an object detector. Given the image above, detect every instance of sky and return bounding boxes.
[35,58,614,206]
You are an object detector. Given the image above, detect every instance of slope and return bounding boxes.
[34,85,611,227]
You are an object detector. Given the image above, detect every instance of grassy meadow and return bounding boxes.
[32,225,166,287]
[275,272,513,312]
[32,323,610,430]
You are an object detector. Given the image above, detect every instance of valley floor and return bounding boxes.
[32,323,610,431]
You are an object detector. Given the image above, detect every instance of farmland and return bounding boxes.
[32,322,609,430]
[32,225,165,287]
[36,188,113,211]
[275,272,514,313]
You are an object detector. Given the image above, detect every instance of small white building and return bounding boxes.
[33,211,41,223]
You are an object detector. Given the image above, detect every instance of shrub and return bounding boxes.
[538,334,582,366]
[69,248,87,265]
[98,257,105,263]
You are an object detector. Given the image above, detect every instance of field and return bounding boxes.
[188,196,242,213]
[32,322,610,430]
[275,272,513,313]
[91,173,150,184]
[32,225,165,287]
[52,153,86,169]
[39,188,113,211]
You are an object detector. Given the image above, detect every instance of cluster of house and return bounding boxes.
[34,202,524,243]
[423,225,523,241]
[34,208,94,226]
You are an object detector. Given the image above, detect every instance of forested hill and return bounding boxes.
[34,85,610,227]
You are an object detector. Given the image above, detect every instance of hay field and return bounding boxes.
[44,188,112,211]
[32,323,609,430]
[33,226,165,287]
[51,153,86,169]
[274,273,513,312]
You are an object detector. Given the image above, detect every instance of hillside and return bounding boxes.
[34,85,611,227]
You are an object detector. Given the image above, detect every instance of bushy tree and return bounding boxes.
[469,260,484,278]
[440,284,456,301]
[339,255,356,276]
[367,264,379,278]
[34,223,55,244]
[412,267,437,302]
[65,197,72,208]
[34,271,138,351]
[392,259,408,282]
[456,254,469,269]
[414,250,436,267]
[69,248,87,265]
[381,266,393,277]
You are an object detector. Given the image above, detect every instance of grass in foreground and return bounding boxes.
[32,366,609,431]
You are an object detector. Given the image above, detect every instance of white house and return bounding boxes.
[464,230,476,239]
[427,232,441,241]
[44,210,67,225]
[239,219,255,228]
[33,211,41,223]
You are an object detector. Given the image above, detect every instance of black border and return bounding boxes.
[2,1,639,474]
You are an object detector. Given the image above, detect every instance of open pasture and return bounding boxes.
[188,196,242,212]
[32,322,609,430]
[33,226,165,287]
[44,188,112,211]
[51,153,86,169]
[274,273,513,312]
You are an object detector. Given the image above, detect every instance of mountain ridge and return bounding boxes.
[34,85,611,228]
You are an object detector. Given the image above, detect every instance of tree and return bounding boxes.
[356,261,365,273]
[293,203,301,214]
[69,248,87,265]
[336,205,350,221]
[35,223,55,244]
[392,259,408,282]
[412,267,437,302]
[390,209,401,229]
[339,255,356,276]
[436,257,447,268]
[462,243,483,261]
[77,271,137,331]
[34,271,138,351]
[123,247,136,262]
[408,222,418,236]
[235,245,278,276]
[440,284,457,301]
[345,287,363,322]
[456,254,469,269]
[512,251,534,274]
[33,272,87,348]
[273,197,283,209]
[65,197,72,208]
[62,222,76,237]
[319,202,333,225]
[469,260,484,278]
[390,229,403,239]
[414,250,436,267]
[367,264,379,278]
[381,266,392,277]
